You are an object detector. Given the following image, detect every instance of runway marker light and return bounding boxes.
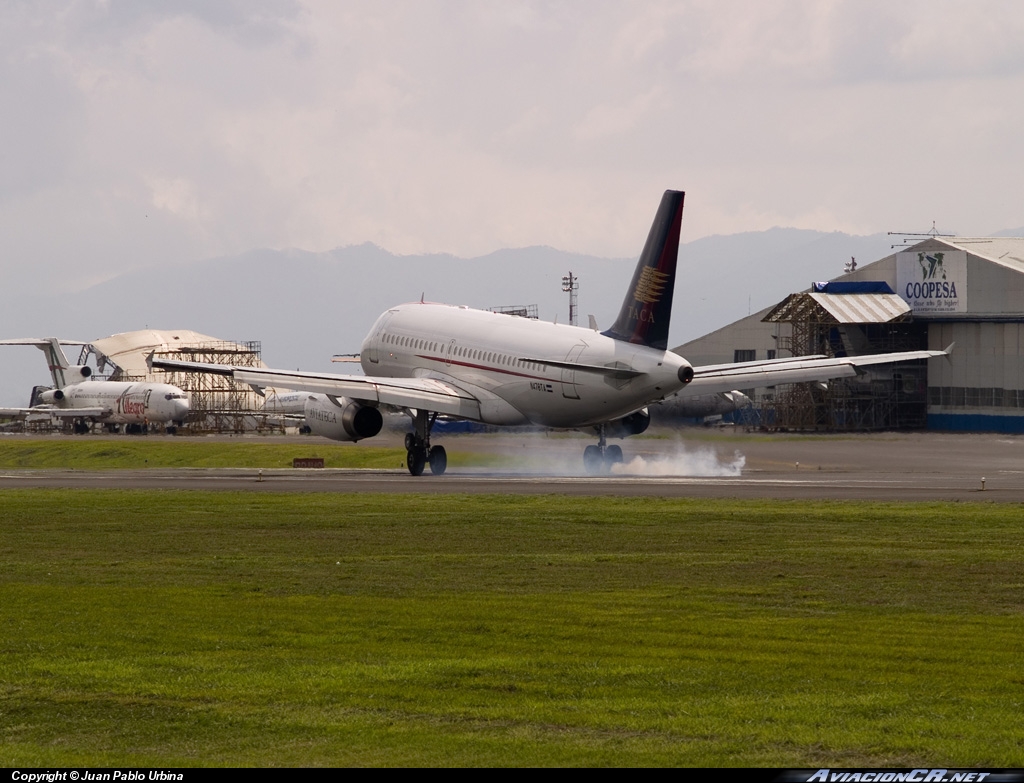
[981,477,986,490]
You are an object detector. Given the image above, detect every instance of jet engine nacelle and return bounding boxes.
[36,388,65,404]
[303,395,383,442]
[603,407,651,439]
[68,365,92,382]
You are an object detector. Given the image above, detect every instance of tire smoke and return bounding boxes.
[610,446,745,476]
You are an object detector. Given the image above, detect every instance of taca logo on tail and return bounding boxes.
[602,190,684,351]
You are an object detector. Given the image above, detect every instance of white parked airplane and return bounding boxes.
[150,190,949,474]
[0,338,190,433]
[653,390,753,421]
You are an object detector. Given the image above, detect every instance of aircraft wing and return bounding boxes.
[0,407,35,419]
[149,358,483,419]
[0,406,109,419]
[682,346,952,397]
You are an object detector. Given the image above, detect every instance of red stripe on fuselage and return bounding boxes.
[414,354,552,382]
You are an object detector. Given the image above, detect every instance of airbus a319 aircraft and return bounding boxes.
[151,191,948,474]
[0,338,190,433]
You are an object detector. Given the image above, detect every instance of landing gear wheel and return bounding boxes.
[606,444,623,465]
[428,445,447,475]
[166,426,177,435]
[405,411,441,477]
[583,445,605,474]
[407,448,426,476]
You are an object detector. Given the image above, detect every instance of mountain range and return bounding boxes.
[0,227,986,406]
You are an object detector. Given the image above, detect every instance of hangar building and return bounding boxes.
[674,236,1024,433]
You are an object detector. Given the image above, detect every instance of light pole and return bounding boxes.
[561,271,579,326]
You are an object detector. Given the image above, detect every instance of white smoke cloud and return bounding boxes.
[463,433,746,478]
[611,446,745,477]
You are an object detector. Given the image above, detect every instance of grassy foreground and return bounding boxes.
[1,490,1023,766]
[0,438,480,470]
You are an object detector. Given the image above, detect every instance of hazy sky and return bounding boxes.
[4,0,1024,290]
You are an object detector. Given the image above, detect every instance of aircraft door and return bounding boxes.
[561,343,586,399]
[445,339,456,369]
[365,311,395,364]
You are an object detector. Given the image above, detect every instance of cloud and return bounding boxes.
[1,0,1023,293]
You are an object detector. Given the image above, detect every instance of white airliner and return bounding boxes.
[0,338,190,433]
[653,390,753,421]
[150,191,949,474]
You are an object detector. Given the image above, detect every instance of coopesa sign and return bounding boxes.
[897,249,967,314]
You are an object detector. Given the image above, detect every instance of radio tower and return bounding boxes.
[561,271,579,326]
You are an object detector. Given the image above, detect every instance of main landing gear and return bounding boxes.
[583,424,623,474]
[405,410,447,476]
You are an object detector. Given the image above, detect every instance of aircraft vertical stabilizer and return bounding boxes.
[602,190,684,351]
[40,338,73,389]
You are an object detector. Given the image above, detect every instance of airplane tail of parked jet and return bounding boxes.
[0,337,91,389]
[40,338,83,389]
[602,190,684,350]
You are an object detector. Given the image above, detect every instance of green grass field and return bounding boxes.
[0,438,508,470]
[2,489,1022,766]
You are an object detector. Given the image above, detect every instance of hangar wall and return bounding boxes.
[674,306,788,370]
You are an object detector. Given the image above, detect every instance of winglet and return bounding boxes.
[602,190,684,350]
[942,342,956,358]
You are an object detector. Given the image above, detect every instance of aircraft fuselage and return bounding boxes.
[55,381,190,424]
[360,302,693,429]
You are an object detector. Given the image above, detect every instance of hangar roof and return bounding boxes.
[764,292,912,324]
[88,329,264,377]
[927,237,1024,272]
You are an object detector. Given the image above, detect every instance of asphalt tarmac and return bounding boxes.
[2,429,1023,502]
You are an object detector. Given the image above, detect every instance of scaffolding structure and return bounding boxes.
[151,341,284,434]
[489,304,539,319]
[761,293,929,431]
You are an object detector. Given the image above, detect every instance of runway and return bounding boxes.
[2,430,1023,501]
